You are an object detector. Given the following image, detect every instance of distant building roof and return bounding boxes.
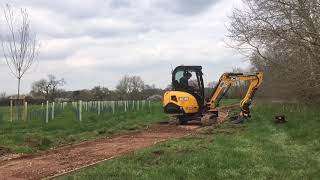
[9,95,26,100]
[55,98,70,102]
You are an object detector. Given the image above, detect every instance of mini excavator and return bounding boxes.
[163,66,263,125]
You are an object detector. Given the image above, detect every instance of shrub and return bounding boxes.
[147,95,162,101]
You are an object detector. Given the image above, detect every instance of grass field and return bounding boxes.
[0,99,240,155]
[0,102,166,154]
[60,102,320,180]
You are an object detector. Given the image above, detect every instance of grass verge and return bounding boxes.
[60,102,320,180]
[0,102,166,154]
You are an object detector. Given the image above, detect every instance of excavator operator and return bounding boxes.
[179,71,192,89]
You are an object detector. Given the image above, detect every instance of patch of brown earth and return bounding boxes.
[0,106,232,180]
[0,125,199,180]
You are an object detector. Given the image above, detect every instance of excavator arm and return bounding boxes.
[206,72,263,122]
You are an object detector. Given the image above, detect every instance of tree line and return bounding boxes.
[70,75,163,101]
[228,0,320,104]
[0,75,164,105]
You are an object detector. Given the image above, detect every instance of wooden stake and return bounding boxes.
[112,101,115,114]
[46,101,49,123]
[52,102,55,120]
[79,100,82,122]
[98,101,101,115]
[24,102,28,121]
[132,100,135,111]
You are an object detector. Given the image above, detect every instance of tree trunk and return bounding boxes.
[52,88,55,101]
[46,88,49,101]
[17,78,21,121]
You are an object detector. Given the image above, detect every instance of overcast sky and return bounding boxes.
[0,0,248,94]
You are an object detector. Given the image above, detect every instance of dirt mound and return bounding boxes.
[0,147,11,157]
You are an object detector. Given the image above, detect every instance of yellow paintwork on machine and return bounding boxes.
[163,91,199,114]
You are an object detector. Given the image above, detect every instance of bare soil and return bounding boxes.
[0,125,200,180]
[0,110,229,180]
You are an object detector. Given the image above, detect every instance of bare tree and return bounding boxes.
[30,75,65,101]
[207,81,217,88]
[116,75,145,100]
[30,79,50,99]
[228,0,320,104]
[91,86,110,100]
[0,92,6,99]
[129,76,145,95]
[48,74,65,101]
[1,4,39,120]
[116,75,131,96]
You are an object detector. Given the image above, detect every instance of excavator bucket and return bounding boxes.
[231,116,246,124]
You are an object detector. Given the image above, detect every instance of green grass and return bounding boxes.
[0,99,238,155]
[0,102,167,154]
[60,102,320,180]
[218,98,240,106]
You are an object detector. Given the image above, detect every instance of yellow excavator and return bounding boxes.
[163,65,263,125]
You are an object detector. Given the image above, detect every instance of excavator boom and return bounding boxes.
[206,72,263,122]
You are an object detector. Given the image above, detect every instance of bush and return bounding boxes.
[24,134,53,150]
[147,95,162,101]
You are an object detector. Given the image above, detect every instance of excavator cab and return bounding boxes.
[172,66,205,107]
[163,66,206,124]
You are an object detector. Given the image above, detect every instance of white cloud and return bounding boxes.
[0,0,247,94]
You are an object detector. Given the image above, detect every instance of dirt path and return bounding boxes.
[0,125,200,180]
[0,111,229,180]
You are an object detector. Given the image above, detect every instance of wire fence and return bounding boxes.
[0,100,155,124]
[72,100,152,121]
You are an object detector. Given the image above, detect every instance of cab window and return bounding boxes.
[174,71,184,82]
[188,71,200,90]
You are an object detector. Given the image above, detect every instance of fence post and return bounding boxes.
[101,101,104,112]
[148,100,151,112]
[98,101,101,115]
[46,101,49,123]
[112,101,114,114]
[24,102,28,121]
[52,102,55,120]
[85,102,88,112]
[79,100,82,122]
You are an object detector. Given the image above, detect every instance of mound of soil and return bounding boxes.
[0,147,11,157]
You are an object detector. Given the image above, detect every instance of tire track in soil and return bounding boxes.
[0,110,230,180]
